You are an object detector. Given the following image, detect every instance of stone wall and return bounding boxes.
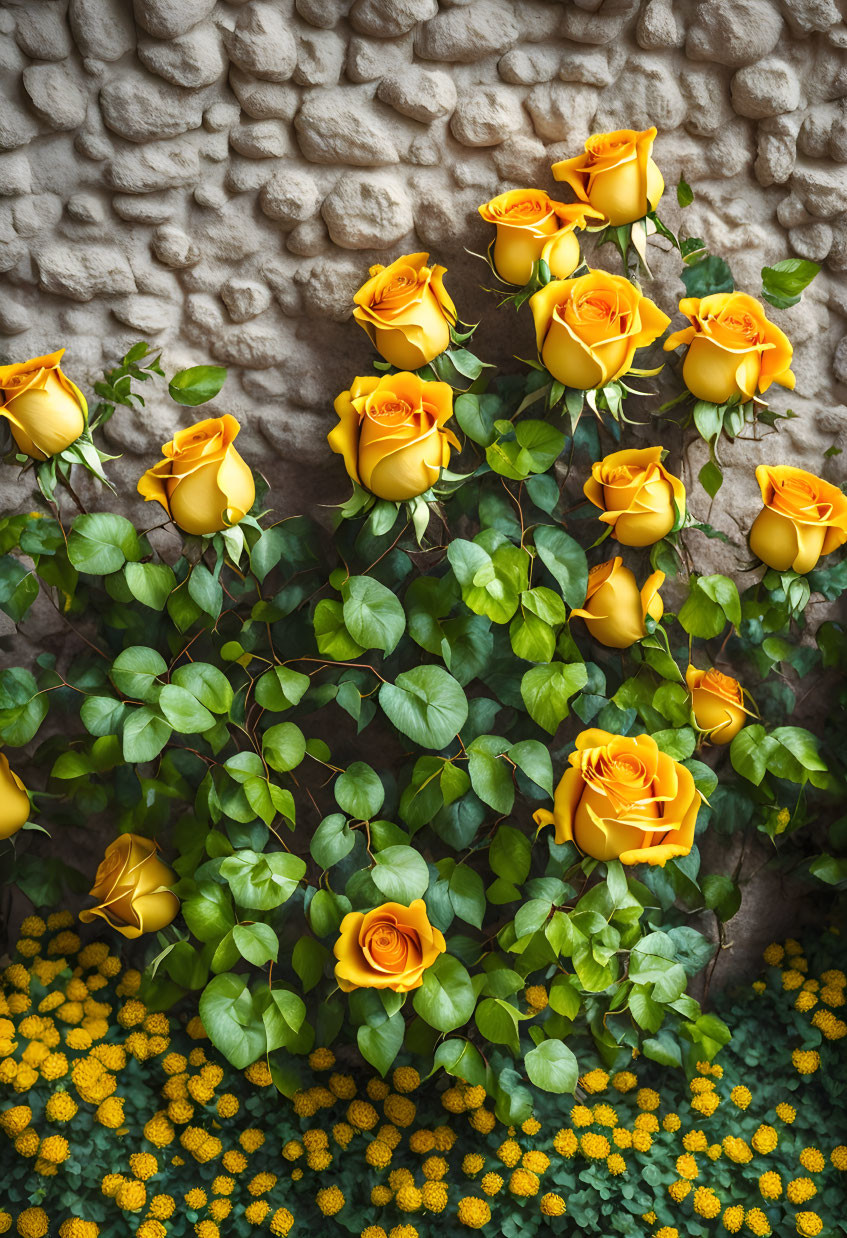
[0,0,846,531]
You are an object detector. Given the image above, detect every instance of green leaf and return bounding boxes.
[232,922,279,967]
[380,666,468,750]
[199,973,266,1068]
[314,599,365,661]
[676,177,694,208]
[80,695,127,737]
[467,735,513,814]
[372,845,430,902]
[124,561,176,610]
[678,574,740,638]
[702,874,741,922]
[188,564,222,617]
[122,707,171,762]
[263,988,307,1053]
[255,665,310,710]
[432,1039,487,1086]
[293,936,328,991]
[454,392,497,446]
[341,575,405,655]
[262,722,306,773]
[172,663,233,713]
[681,253,735,298]
[490,824,531,885]
[521,661,588,734]
[447,536,529,624]
[67,513,142,575]
[311,814,355,868]
[629,986,664,1033]
[448,864,486,929]
[474,997,521,1050]
[761,258,820,309]
[357,1011,405,1076]
[533,525,588,609]
[524,1038,579,1094]
[412,955,476,1032]
[168,364,227,406]
[507,739,553,795]
[158,684,215,733]
[110,646,167,701]
[220,850,306,910]
[335,761,385,819]
[182,883,236,942]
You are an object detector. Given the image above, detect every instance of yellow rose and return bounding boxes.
[137,414,255,536]
[749,465,847,574]
[0,349,86,460]
[529,270,670,390]
[584,447,685,547]
[534,729,700,866]
[333,899,446,993]
[663,292,795,405]
[571,557,664,649]
[352,252,456,370]
[0,754,30,840]
[551,127,664,227]
[79,834,179,939]
[477,189,604,286]
[328,371,460,502]
[686,666,750,745]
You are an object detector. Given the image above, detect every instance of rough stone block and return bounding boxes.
[321,170,414,248]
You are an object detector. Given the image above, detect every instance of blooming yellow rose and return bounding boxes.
[138,414,255,536]
[584,447,685,547]
[686,666,750,745]
[0,349,86,460]
[0,754,30,840]
[748,465,847,574]
[353,252,456,371]
[534,730,700,866]
[477,189,604,286]
[551,128,664,227]
[529,271,670,390]
[663,292,795,405]
[79,834,179,939]
[329,371,460,502]
[333,899,446,993]
[571,557,664,649]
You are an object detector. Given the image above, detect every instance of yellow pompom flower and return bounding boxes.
[752,1125,778,1154]
[522,1150,549,1174]
[668,1180,691,1203]
[129,1152,158,1181]
[787,1177,818,1203]
[831,1145,847,1170]
[613,1128,632,1149]
[366,1140,393,1169]
[539,1190,567,1215]
[496,1139,522,1168]
[607,1154,626,1175]
[553,1128,578,1157]
[239,1128,265,1153]
[775,1103,796,1124]
[508,1168,540,1197]
[422,1156,448,1181]
[792,1049,821,1076]
[693,1187,721,1219]
[592,1103,619,1128]
[116,1179,147,1212]
[14,1209,49,1238]
[39,1134,70,1163]
[184,1189,207,1209]
[420,1181,448,1213]
[462,1153,485,1176]
[348,1101,379,1131]
[244,1201,270,1224]
[194,1223,219,1238]
[730,1085,751,1109]
[759,1171,782,1200]
[655,1229,679,1238]
[148,1196,175,1220]
[570,1104,593,1127]
[795,1212,823,1236]
[723,1136,753,1164]
[316,1186,345,1216]
[269,1209,294,1236]
[636,1088,660,1111]
[683,1130,708,1152]
[722,1204,744,1232]
[57,1221,99,1238]
[580,1133,611,1160]
[799,1147,825,1172]
[581,1068,610,1093]
[744,1208,772,1236]
[612,1070,637,1092]
[370,1186,392,1206]
[392,1066,421,1093]
[456,1197,491,1229]
[676,1153,699,1180]
[0,1105,32,1134]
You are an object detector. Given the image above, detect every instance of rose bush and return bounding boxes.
[0,124,843,1152]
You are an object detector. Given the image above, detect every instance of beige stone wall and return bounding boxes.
[0,0,845,535]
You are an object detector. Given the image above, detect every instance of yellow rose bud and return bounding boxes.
[0,753,30,840]
[352,252,456,370]
[584,447,685,547]
[328,371,460,502]
[0,349,86,460]
[477,189,603,286]
[749,465,847,574]
[79,834,179,939]
[534,730,700,866]
[137,414,255,536]
[571,557,664,649]
[663,292,795,405]
[333,899,446,993]
[529,270,670,390]
[551,127,664,227]
[686,666,751,745]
